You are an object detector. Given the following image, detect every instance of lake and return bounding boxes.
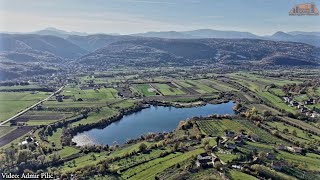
[72,101,235,146]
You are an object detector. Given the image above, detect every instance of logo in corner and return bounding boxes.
[289,2,319,16]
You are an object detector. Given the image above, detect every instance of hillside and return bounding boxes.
[132,29,320,47]
[66,34,140,52]
[266,31,320,47]
[78,38,320,67]
[0,34,88,62]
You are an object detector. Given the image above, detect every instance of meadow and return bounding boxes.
[0,91,49,122]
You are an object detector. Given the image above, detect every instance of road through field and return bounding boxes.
[0,86,65,126]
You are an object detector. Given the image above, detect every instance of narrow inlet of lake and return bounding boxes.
[72,101,235,146]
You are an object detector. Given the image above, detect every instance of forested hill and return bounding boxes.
[78,38,320,67]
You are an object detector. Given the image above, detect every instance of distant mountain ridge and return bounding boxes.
[33,27,89,38]
[17,27,320,47]
[131,29,320,47]
[1,28,320,66]
[66,34,141,52]
[0,33,88,62]
[264,31,320,47]
[78,38,320,67]
[131,29,259,39]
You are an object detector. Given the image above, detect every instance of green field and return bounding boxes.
[258,91,295,113]
[239,120,287,144]
[197,119,286,144]
[294,94,308,102]
[244,142,273,152]
[43,86,122,109]
[154,83,185,95]
[72,107,118,126]
[267,121,320,142]
[231,73,301,87]
[176,81,194,88]
[251,104,281,115]
[48,128,64,148]
[269,88,285,96]
[205,79,239,92]
[281,117,320,135]
[197,119,253,136]
[186,80,218,94]
[26,120,60,126]
[132,84,157,96]
[122,149,204,180]
[228,73,297,113]
[61,142,153,173]
[57,146,81,158]
[110,148,169,171]
[278,151,320,171]
[64,87,118,100]
[216,153,239,163]
[0,92,49,122]
[229,170,258,180]
[0,85,42,91]
[110,99,136,109]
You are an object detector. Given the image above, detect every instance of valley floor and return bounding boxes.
[0,68,320,179]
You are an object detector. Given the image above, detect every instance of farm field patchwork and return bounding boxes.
[63,87,118,100]
[0,69,319,180]
[196,119,252,136]
[257,91,295,113]
[267,121,320,142]
[185,80,219,94]
[278,151,320,171]
[153,83,185,96]
[203,79,239,92]
[0,91,49,122]
[121,149,204,180]
[132,84,157,96]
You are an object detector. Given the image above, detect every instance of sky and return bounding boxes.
[0,0,319,35]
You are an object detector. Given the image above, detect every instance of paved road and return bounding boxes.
[0,86,64,126]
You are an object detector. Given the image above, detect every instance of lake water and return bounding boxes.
[72,101,235,146]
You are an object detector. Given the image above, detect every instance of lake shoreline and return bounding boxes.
[72,101,235,146]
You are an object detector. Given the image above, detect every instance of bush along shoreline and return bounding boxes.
[65,101,146,138]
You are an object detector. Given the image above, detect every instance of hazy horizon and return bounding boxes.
[1,0,320,36]
[2,26,320,37]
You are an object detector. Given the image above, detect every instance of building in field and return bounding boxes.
[195,153,222,168]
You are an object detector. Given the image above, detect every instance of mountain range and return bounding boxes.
[0,33,88,62]
[132,29,320,47]
[78,38,319,67]
[3,27,320,47]
[0,28,319,67]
